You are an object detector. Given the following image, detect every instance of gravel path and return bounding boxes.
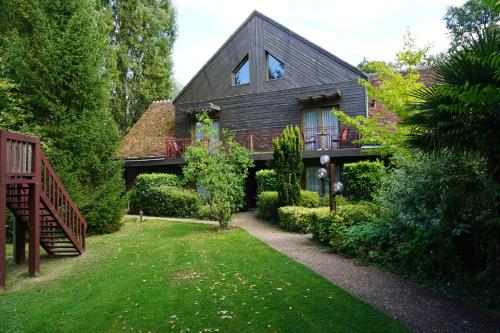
[233,211,500,333]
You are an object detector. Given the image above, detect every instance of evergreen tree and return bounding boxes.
[105,0,177,131]
[273,126,303,207]
[0,0,125,234]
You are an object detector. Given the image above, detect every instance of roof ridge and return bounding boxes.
[151,99,172,104]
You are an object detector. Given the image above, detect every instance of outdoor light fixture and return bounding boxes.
[139,210,143,222]
[333,181,344,195]
[320,154,330,166]
[317,167,328,179]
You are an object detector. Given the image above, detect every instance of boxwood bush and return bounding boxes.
[256,190,320,221]
[255,169,278,194]
[278,206,330,233]
[139,186,200,217]
[342,160,385,202]
[130,173,183,214]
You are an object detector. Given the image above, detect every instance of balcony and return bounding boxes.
[165,126,360,159]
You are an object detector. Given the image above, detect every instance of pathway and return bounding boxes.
[233,211,500,333]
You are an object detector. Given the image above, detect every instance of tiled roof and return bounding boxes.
[116,101,175,159]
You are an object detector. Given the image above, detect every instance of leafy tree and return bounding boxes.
[444,0,499,50]
[337,31,429,156]
[0,0,125,234]
[183,111,253,229]
[104,0,177,131]
[273,126,303,206]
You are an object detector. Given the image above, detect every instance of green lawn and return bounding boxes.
[0,219,409,333]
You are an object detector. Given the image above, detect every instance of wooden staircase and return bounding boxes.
[0,130,87,289]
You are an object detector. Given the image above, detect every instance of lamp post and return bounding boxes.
[317,155,343,212]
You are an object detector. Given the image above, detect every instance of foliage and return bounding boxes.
[196,204,216,220]
[278,206,316,233]
[337,31,430,156]
[0,0,125,234]
[0,220,408,332]
[255,169,278,194]
[256,191,280,221]
[299,190,320,208]
[444,0,500,50]
[257,190,321,222]
[104,0,177,131]
[405,29,500,184]
[132,185,200,217]
[273,126,303,206]
[129,173,183,214]
[0,78,39,135]
[342,161,385,202]
[308,208,335,242]
[183,111,253,229]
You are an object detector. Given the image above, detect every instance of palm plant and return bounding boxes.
[405,29,500,183]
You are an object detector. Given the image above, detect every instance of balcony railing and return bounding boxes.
[165,126,359,159]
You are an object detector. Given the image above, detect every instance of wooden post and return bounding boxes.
[329,162,336,213]
[14,218,26,265]
[0,133,6,289]
[28,143,40,277]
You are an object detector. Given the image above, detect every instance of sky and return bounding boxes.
[172,0,465,86]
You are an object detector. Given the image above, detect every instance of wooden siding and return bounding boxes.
[174,80,367,138]
[175,11,365,104]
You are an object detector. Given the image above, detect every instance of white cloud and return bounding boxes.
[172,0,466,85]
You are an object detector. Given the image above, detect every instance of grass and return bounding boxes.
[0,218,410,333]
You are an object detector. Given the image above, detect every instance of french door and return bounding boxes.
[302,107,338,150]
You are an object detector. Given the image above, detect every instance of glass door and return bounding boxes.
[302,107,338,150]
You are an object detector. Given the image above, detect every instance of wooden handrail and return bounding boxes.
[40,154,87,248]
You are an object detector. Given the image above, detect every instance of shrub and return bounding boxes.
[256,191,280,221]
[197,204,216,220]
[278,206,314,233]
[255,169,278,194]
[257,190,320,221]
[329,202,378,251]
[319,194,348,207]
[149,186,201,217]
[343,160,385,202]
[308,208,334,242]
[130,173,183,214]
[299,190,320,208]
[273,126,303,206]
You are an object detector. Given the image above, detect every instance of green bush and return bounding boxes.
[329,202,378,251]
[319,194,348,207]
[307,208,333,242]
[257,190,320,221]
[277,206,312,233]
[146,186,201,217]
[255,169,278,194]
[299,190,319,208]
[130,173,183,214]
[256,191,280,221]
[343,160,385,202]
[197,204,216,220]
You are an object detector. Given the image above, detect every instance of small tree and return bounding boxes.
[183,112,253,229]
[273,126,303,206]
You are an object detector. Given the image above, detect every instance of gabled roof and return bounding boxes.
[117,101,175,159]
[174,10,366,103]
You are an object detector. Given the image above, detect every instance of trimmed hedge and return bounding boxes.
[255,169,278,194]
[300,190,320,208]
[130,173,183,214]
[278,206,330,233]
[143,186,200,217]
[256,191,279,221]
[256,190,320,221]
[343,160,385,202]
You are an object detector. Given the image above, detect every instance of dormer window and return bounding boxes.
[232,55,250,86]
[267,52,285,80]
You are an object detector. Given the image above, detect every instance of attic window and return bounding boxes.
[232,56,250,85]
[267,53,285,80]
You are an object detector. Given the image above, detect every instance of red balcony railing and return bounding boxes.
[165,126,359,158]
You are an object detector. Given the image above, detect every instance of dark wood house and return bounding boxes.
[120,10,374,205]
